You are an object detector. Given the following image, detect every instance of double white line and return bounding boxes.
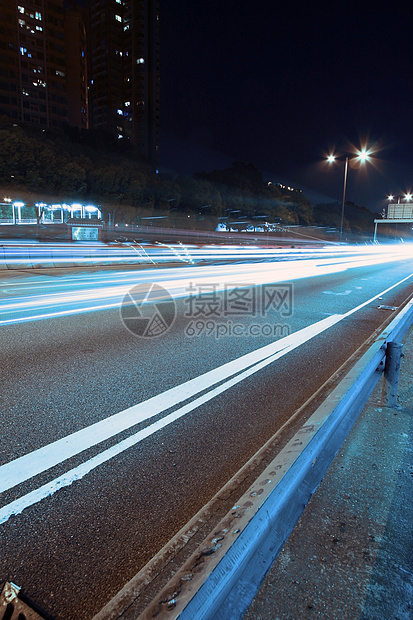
[0,314,342,525]
[0,274,411,524]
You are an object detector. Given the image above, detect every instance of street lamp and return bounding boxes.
[326,149,371,243]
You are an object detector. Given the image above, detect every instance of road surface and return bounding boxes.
[1,246,412,618]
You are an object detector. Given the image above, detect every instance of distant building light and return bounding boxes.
[137,57,145,64]
[115,14,122,22]
[18,5,24,12]
[117,109,123,115]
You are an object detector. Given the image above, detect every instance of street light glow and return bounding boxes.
[387,195,394,202]
[404,193,412,201]
[327,154,336,163]
[356,148,370,163]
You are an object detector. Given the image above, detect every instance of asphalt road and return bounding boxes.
[1,250,413,619]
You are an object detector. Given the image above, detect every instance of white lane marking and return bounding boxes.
[0,314,340,495]
[323,290,352,296]
[0,301,123,325]
[0,273,412,523]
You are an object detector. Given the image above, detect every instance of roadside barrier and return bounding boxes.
[0,244,152,270]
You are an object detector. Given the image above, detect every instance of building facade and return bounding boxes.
[0,0,86,129]
[88,0,160,167]
[0,0,159,166]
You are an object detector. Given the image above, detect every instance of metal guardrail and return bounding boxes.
[96,298,413,620]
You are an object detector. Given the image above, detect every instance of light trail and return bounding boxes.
[0,241,410,268]
[0,245,412,325]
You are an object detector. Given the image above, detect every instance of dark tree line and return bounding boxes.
[0,117,376,233]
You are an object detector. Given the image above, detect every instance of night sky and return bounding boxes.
[160,1,413,211]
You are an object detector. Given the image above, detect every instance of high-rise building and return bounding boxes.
[0,0,87,130]
[65,3,89,131]
[0,0,160,167]
[88,0,160,167]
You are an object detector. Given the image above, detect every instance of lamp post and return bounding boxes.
[327,149,371,243]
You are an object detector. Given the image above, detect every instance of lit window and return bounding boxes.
[56,70,65,77]
[117,109,123,115]
[19,19,25,27]
[124,101,130,106]
[35,11,42,20]
[18,5,24,13]
[36,25,42,31]
[116,0,121,3]
[20,46,27,55]
[137,57,144,64]
[115,14,121,22]
[124,24,129,30]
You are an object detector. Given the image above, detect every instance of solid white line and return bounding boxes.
[0,314,341,495]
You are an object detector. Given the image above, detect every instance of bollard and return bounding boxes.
[381,341,403,407]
